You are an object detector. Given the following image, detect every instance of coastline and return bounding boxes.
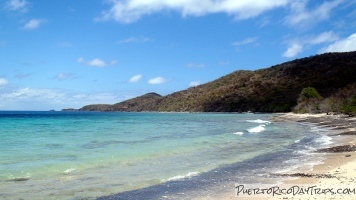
[212,113,356,200]
[95,113,356,200]
[266,113,356,200]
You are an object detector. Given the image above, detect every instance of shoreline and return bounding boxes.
[96,113,356,200]
[210,113,356,200]
[268,113,356,200]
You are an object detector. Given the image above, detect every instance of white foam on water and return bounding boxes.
[303,125,334,147]
[314,135,333,147]
[275,154,325,174]
[246,119,271,133]
[7,173,31,181]
[247,125,266,133]
[232,132,244,135]
[294,147,317,155]
[278,126,335,175]
[246,119,271,124]
[166,171,199,181]
[64,168,76,174]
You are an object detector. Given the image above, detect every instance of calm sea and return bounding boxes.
[0,112,332,199]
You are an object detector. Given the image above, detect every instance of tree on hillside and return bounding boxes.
[297,87,322,102]
[293,87,323,113]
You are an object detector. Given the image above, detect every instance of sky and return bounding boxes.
[0,0,355,111]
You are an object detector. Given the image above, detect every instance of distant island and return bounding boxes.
[63,51,356,115]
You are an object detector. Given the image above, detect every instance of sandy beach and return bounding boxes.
[228,113,356,200]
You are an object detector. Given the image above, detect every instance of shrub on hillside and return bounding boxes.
[293,87,323,113]
[319,83,356,115]
[341,96,356,116]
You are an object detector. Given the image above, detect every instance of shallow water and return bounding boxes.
[0,112,332,199]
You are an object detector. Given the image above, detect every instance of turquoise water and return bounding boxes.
[0,112,331,199]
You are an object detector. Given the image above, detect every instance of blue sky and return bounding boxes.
[0,0,355,110]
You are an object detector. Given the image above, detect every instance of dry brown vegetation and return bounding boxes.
[75,51,356,113]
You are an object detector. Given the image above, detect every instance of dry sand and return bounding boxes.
[269,113,356,200]
[219,113,356,200]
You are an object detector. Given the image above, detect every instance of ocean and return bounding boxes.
[0,111,333,199]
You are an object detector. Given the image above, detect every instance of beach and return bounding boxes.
[225,113,356,200]
[272,113,356,200]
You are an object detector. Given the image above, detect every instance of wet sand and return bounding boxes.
[264,113,355,200]
[216,113,356,200]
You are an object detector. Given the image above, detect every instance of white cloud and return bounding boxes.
[320,33,356,53]
[88,59,107,67]
[129,74,143,83]
[0,87,126,110]
[189,81,201,87]
[0,78,9,86]
[96,0,290,23]
[309,31,339,44]
[283,43,303,58]
[1,88,65,100]
[117,36,152,44]
[5,0,28,12]
[22,19,46,30]
[148,77,168,84]
[283,31,339,57]
[77,57,117,67]
[285,0,343,27]
[232,37,258,46]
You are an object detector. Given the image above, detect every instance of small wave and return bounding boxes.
[232,132,244,135]
[246,119,271,124]
[7,177,30,182]
[64,168,76,174]
[315,135,333,146]
[7,173,31,182]
[294,147,317,155]
[166,171,199,181]
[247,125,266,133]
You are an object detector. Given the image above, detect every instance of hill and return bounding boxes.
[71,51,356,113]
[78,92,162,112]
